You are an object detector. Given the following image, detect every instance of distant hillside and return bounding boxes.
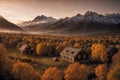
[0,15,23,32]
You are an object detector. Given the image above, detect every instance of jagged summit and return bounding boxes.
[33,15,47,22]
[33,15,57,22]
[70,13,83,22]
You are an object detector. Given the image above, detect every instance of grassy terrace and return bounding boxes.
[8,49,69,73]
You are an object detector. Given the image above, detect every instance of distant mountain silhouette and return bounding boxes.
[0,15,23,32]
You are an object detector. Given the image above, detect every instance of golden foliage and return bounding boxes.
[91,43,107,61]
[36,43,47,56]
[11,61,39,80]
[41,67,62,80]
[107,65,120,80]
[74,43,80,48]
[95,64,108,80]
[36,43,54,56]
[65,62,89,80]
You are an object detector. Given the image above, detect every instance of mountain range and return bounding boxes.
[0,11,120,35]
[19,11,120,35]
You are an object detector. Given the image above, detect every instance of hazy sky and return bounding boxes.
[0,0,120,24]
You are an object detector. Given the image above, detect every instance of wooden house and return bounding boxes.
[19,44,34,54]
[60,47,89,63]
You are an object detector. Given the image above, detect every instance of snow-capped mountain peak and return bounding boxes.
[33,15,47,22]
[19,15,57,27]
[19,11,120,31]
[83,11,120,24]
[33,15,57,23]
[70,13,84,22]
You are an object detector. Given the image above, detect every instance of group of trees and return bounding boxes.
[41,62,120,80]
[0,33,120,80]
[0,45,120,80]
[0,33,120,58]
[11,61,39,80]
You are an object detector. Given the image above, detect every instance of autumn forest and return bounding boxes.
[0,33,120,80]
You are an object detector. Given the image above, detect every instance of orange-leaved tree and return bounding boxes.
[107,65,120,80]
[95,64,108,80]
[112,51,120,68]
[65,62,89,80]
[41,67,62,80]
[11,61,39,80]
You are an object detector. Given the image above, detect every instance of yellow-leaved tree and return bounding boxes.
[41,67,62,80]
[64,62,89,80]
[36,43,47,56]
[91,43,107,61]
[36,43,55,56]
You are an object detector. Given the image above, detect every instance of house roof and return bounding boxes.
[19,44,28,51]
[60,47,81,57]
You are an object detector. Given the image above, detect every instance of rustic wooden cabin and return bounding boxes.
[19,44,34,54]
[60,47,89,63]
